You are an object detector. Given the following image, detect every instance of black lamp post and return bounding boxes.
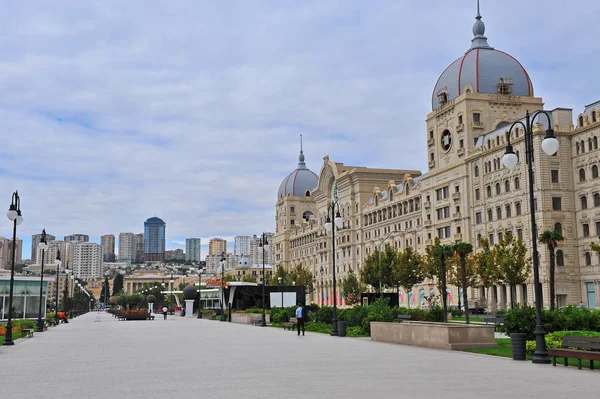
[319,266,324,305]
[220,252,227,321]
[278,276,283,308]
[502,110,559,364]
[36,229,49,332]
[258,233,269,326]
[54,250,61,325]
[3,191,23,346]
[197,267,204,319]
[63,261,70,322]
[324,201,343,336]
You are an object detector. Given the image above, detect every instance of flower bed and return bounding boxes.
[123,310,150,320]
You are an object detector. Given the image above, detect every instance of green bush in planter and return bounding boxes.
[525,330,600,354]
[316,306,333,324]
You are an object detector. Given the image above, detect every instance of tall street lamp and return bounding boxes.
[319,266,324,306]
[324,201,343,336]
[36,229,49,332]
[3,191,23,345]
[54,250,62,325]
[258,233,269,326]
[197,267,204,319]
[63,261,70,322]
[220,252,227,321]
[502,110,558,364]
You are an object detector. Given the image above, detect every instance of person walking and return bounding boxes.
[296,303,305,336]
[579,301,585,308]
[163,306,168,320]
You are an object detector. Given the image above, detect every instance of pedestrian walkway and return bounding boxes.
[0,312,598,398]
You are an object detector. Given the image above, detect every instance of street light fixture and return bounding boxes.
[197,267,204,319]
[36,230,49,332]
[324,201,343,336]
[54,250,62,324]
[502,110,557,364]
[220,252,227,321]
[258,233,269,326]
[3,191,23,345]
[319,266,324,305]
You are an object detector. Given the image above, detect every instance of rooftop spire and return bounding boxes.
[298,134,306,168]
[470,0,492,49]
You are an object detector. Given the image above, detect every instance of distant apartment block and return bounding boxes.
[208,238,227,256]
[101,234,116,262]
[186,238,201,262]
[31,232,56,263]
[144,217,166,262]
[234,236,252,256]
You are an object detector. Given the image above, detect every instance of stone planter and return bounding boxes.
[230,312,270,325]
[370,321,495,350]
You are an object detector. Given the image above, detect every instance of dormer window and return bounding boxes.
[497,77,513,95]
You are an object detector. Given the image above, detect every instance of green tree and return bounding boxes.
[538,229,564,310]
[470,237,498,301]
[341,269,362,305]
[393,246,424,304]
[224,274,238,282]
[423,238,453,321]
[270,265,291,286]
[288,264,314,293]
[112,273,124,296]
[241,274,257,283]
[494,231,530,309]
[360,245,398,293]
[99,277,110,304]
[452,242,474,324]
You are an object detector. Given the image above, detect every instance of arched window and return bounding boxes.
[305,190,311,197]
[554,223,562,235]
[514,177,520,190]
[556,250,564,267]
[581,195,588,209]
[579,116,584,127]
[576,142,580,155]
[593,112,597,123]
[585,252,592,266]
[487,186,492,197]
[589,138,594,152]
[475,166,479,177]
[595,137,599,150]
[505,180,510,193]
[496,183,501,195]
[515,202,522,215]
[579,168,586,182]
[592,165,599,179]
[595,193,600,207]
[405,184,410,196]
[581,140,586,153]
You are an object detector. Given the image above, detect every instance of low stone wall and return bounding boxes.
[230,312,270,325]
[370,321,496,350]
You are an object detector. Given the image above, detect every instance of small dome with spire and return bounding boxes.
[431,1,533,110]
[277,135,318,201]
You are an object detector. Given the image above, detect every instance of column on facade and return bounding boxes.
[596,281,600,309]
[488,286,497,313]
[515,284,524,307]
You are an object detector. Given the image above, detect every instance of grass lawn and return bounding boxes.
[465,338,596,369]
[270,322,368,337]
[0,332,23,345]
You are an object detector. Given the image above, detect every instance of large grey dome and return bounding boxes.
[431,6,533,110]
[277,140,318,200]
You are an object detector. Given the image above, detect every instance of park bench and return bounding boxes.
[147,314,155,320]
[548,335,600,370]
[22,328,34,338]
[283,317,297,331]
[395,314,412,323]
[483,316,504,331]
[46,319,58,328]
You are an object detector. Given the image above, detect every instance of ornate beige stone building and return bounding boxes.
[273,8,600,310]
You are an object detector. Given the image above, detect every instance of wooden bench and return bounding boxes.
[483,317,504,331]
[548,335,600,370]
[395,314,412,323]
[22,328,34,338]
[46,319,58,328]
[147,315,155,320]
[283,318,297,331]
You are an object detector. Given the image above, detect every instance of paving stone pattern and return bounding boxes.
[0,312,598,398]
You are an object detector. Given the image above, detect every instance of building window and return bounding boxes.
[473,113,481,124]
[475,166,479,177]
[429,130,434,140]
[459,139,464,149]
[576,142,580,155]
[516,202,522,215]
[458,115,463,124]
[551,170,559,183]
[475,189,480,200]
[580,168,586,182]
[583,223,590,237]
[487,209,493,222]
[581,196,588,209]
[517,228,523,240]
[554,223,563,235]
[498,231,504,243]
[505,204,511,218]
[489,234,495,246]
[487,186,492,198]
[476,212,482,224]
[514,177,520,190]
[556,250,565,267]
[585,252,592,266]
[505,180,510,193]
[496,183,501,195]
[595,193,600,207]
[552,197,562,211]
[496,207,502,220]
[593,165,599,179]
[579,116,584,127]
[596,221,600,236]
[436,206,450,220]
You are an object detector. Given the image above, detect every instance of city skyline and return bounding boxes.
[1,1,599,259]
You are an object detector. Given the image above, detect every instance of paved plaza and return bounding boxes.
[1,312,598,398]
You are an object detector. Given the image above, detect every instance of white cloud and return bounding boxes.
[1,1,599,256]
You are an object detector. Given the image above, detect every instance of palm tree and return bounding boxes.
[538,230,564,310]
[452,242,473,324]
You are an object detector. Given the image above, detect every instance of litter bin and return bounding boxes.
[511,333,526,360]
[337,320,347,337]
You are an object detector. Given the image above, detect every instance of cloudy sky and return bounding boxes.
[1,0,598,259]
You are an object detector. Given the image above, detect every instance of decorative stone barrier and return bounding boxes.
[230,313,270,325]
[370,321,496,350]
